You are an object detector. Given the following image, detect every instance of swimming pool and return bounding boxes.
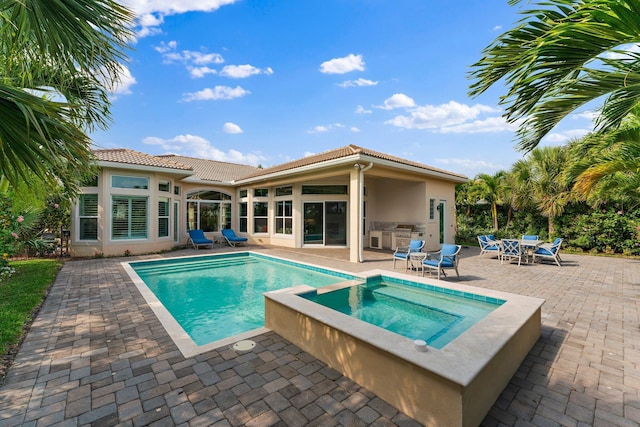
[126,252,358,352]
[301,277,504,349]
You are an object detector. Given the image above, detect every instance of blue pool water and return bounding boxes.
[131,253,356,345]
[302,277,505,349]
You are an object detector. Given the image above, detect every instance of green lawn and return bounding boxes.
[0,259,62,357]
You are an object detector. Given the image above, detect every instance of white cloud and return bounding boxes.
[601,42,640,60]
[181,85,250,102]
[438,116,518,134]
[355,105,372,114]
[142,133,266,165]
[110,64,137,97]
[220,64,274,78]
[97,63,136,99]
[350,127,361,132]
[153,40,176,53]
[339,78,378,88]
[571,110,598,121]
[124,0,240,38]
[435,158,505,175]
[306,123,346,134]
[385,100,499,130]
[544,128,591,144]
[493,25,502,31]
[376,93,416,110]
[223,122,243,134]
[320,53,365,74]
[159,48,224,65]
[189,66,218,78]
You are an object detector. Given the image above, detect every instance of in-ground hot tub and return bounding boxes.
[264,269,544,427]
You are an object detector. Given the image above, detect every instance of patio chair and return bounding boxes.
[221,228,248,247]
[478,235,500,258]
[421,243,461,280]
[187,229,214,249]
[533,238,563,266]
[393,239,425,269]
[501,239,523,266]
[522,234,539,241]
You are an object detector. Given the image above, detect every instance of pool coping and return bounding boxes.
[121,251,364,358]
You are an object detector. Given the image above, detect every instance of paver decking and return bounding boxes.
[0,246,638,426]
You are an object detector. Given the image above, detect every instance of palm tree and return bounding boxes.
[522,146,573,236]
[469,172,507,231]
[0,0,133,194]
[469,0,640,151]
[567,128,640,207]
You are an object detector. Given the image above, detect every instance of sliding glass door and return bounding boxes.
[303,201,347,246]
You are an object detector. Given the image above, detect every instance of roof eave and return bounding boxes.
[180,176,235,186]
[98,161,194,177]
[233,154,468,184]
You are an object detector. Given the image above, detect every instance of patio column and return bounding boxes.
[349,166,360,263]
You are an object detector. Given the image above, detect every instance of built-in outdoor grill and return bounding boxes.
[369,223,424,250]
[391,224,415,250]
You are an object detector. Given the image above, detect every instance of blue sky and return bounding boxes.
[94,0,596,178]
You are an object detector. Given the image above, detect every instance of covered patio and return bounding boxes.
[1,246,638,426]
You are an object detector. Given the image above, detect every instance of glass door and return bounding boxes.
[325,201,347,245]
[303,201,347,246]
[303,202,324,245]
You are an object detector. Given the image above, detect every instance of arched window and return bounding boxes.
[186,191,232,232]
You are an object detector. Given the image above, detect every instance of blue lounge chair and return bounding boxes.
[478,235,500,258]
[221,228,248,247]
[533,238,563,266]
[522,234,539,241]
[393,239,425,270]
[187,229,213,249]
[421,244,461,280]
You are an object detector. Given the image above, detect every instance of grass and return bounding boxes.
[0,259,62,360]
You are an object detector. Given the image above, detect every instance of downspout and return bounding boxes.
[358,162,373,262]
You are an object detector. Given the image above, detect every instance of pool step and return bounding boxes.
[133,256,257,276]
[368,284,432,306]
[316,279,365,294]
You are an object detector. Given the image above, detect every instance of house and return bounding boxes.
[71,144,468,262]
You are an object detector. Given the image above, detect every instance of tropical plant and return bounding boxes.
[468,172,507,231]
[0,0,133,195]
[566,108,640,207]
[469,0,640,151]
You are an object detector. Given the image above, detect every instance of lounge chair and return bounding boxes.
[421,244,461,280]
[501,239,522,266]
[187,229,213,249]
[478,235,500,258]
[522,234,539,241]
[393,239,425,269]
[533,238,563,266]
[221,228,248,247]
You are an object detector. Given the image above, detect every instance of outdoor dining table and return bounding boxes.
[497,239,545,264]
[514,239,544,263]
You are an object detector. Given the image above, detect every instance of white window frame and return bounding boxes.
[78,193,99,241]
[158,197,170,238]
[111,195,149,240]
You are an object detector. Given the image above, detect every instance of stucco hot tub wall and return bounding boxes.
[264,270,544,427]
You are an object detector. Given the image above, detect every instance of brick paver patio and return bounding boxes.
[0,246,638,426]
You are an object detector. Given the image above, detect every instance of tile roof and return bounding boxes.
[92,145,466,184]
[158,155,259,182]
[239,144,467,181]
[93,149,193,171]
